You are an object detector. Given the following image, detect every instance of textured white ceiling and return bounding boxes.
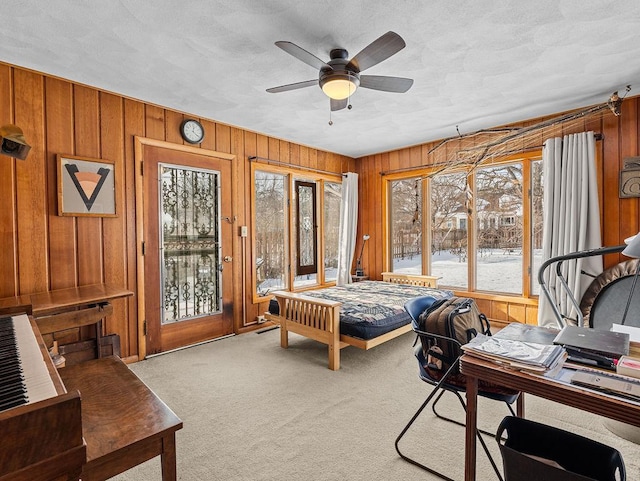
[2,0,640,158]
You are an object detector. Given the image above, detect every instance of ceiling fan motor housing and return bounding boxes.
[319,49,360,91]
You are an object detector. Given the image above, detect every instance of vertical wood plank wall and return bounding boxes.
[355,97,640,326]
[2,59,639,352]
[0,63,353,359]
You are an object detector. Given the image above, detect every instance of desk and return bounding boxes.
[460,354,640,481]
[59,356,183,481]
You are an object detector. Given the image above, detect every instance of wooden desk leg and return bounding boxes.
[465,375,478,481]
[516,392,525,417]
[161,433,178,481]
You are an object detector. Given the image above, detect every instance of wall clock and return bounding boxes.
[180,119,204,144]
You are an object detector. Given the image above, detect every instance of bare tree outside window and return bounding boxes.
[390,178,422,273]
[430,172,468,288]
[389,154,542,295]
[255,171,288,296]
[324,182,341,282]
[476,163,523,294]
[531,160,544,295]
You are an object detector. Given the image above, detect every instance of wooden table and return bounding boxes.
[59,356,183,481]
[460,354,640,481]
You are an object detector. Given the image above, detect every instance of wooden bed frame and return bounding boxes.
[381,272,440,287]
[264,274,439,370]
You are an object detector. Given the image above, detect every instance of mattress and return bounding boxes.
[268,280,452,340]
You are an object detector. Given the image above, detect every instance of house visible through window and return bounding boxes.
[387,152,543,297]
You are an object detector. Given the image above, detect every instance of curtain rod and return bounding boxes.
[249,156,347,177]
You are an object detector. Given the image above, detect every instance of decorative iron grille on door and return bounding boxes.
[159,164,222,324]
[295,180,318,276]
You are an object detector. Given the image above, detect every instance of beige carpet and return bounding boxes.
[110,328,640,480]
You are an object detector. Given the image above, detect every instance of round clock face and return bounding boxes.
[180,119,204,144]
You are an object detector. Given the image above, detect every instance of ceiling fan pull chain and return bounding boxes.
[328,108,333,126]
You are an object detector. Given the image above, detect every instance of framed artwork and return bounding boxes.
[57,154,116,216]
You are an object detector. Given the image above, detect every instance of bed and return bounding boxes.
[264,274,451,370]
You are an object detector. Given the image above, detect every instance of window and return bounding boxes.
[430,172,468,289]
[531,160,544,295]
[476,163,523,294]
[252,165,341,298]
[390,177,422,274]
[324,182,341,283]
[254,171,288,296]
[387,152,542,297]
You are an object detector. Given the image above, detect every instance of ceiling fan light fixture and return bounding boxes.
[321,76,358,100]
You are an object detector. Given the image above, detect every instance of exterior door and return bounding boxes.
[142,144,233,354]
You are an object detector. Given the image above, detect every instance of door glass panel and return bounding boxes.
[297,181,316,271]
[294,180,317,286]
[160,164,221,324]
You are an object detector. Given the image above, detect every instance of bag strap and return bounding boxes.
[479,312,491,336]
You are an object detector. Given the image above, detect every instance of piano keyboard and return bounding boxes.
[0,314,57,412]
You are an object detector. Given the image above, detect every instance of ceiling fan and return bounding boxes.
[266,31,413,111]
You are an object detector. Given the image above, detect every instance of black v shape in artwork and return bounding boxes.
[65,163,111,211]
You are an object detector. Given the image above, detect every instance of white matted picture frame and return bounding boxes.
[57,154,117,217]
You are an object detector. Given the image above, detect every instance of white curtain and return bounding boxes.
[336,172,358,286]
[538,131,602,327]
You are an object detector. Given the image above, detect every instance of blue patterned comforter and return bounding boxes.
[269,281,452,340]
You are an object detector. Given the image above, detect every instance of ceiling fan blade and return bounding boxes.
[347,31,406,72]
[275,41,332,71]
[266,79,318,93]
[359,75,413,93]
[330,98,348,111]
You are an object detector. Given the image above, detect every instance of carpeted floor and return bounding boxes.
[110,327,640,480]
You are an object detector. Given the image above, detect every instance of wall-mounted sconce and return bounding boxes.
[0,124,31,160]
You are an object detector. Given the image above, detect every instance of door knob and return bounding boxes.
[223,256,233,262]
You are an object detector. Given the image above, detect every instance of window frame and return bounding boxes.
[250,162,342,303]
[252,168,289,299]
[384,150,542,299]
[294,180,318,276]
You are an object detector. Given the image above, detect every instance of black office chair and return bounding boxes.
[395,295,521,481]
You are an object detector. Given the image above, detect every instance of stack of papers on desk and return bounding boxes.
[462,334,566,375]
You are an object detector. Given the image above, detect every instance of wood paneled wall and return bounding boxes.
[0,62,354,359]
[355,96,640,326]
[2,59,638,348]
